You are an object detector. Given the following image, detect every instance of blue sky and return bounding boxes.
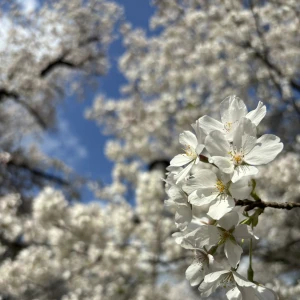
[41,1,156,200]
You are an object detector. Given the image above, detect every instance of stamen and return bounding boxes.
[233,154,243,165]
[219,230,232,244]
[219,272,235,288]
[193,250,208,271]
[215,180,226,193]
[228,149,244,165]
[183,145,197,159]
[224,122,232,132]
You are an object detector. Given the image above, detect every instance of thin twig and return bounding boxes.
[235,199,300,211]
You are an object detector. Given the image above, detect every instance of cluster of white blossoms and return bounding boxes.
[0,179,183,300]
[166,95,283,299]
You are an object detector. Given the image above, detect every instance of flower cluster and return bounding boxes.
[166,96,283,299]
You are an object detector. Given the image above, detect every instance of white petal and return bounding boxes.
[232,118,257,152]
[207,197,235,220]
[191,120,206,144]
[226,287,242,300]
[198,115,223,135]
[179,131,198,149]
[231,165,258,183]
[237,287,257,300]
[229,177,252,200]
[218,210,239,230]
[205,130,231,157]
[220,95,248,124]
[246,101,266,126]
[174,204,192,231]
[179,228,201,250]
[188,190,200,203]
[242,135,257,156]
[218,171,232,184]
[232,272,255,287]
[175,162,194,183]
[233,224,254,240]
[244,134,283,165]
[254,285,279,300]
[206,225,220,246]
[181,226,211,249]
[203,270,229,284]
[199,277,221,297]
[211,156,234,174]
[195,143,205,155]
[207,225,221,245]
[172,232,185,245]
[170,154,193,167]
[166,185,186,203]
[183,169,217,194]
[225,240,243,268]
[186,261,205,286]
[190,192,218,206]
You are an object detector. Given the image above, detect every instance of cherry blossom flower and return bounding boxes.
[206,118,283,182]
[199,269,255,298]
[226,284,279,300]
[199,269,277,299]
[183,169,252,219]
[198,95,266,141]
[170,126,205,183]
[208,211,255,268]
[185,249,215,287]
[164,179,192,231]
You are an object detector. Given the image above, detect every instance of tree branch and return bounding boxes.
[6,159,70,187]
[0,35,103,129]
[199,155,300,211]
[40,35,102,78]
[40,57,77,77]
[0,89,48,129]
[235,199,300,211]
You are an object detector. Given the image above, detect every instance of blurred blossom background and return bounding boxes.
[0,0,299,299]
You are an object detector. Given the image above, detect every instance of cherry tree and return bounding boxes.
[0,1,184,300]
[0,0,300,299]
[87,0,300,299]
[0,0,121,200]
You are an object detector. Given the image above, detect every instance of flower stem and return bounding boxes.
[208,245,218,255]
[247,237,254,282]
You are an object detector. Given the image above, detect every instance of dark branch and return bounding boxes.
[0,89,19,100]
[235,199,300,211]
[6,159,70,187]
[40,35,102,78]
[0,89,47,129]
[198,155,300,211]
[0,35,103,128]
[40,58,77,77]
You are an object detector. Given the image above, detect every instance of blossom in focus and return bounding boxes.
[226,284,279,300]
[164,175,192,231]
[199,269,255,299]
[198,95,266,141]
[170,126,205,183]
[183,169,252,220]
[206,117,283,182]
[185,249,215,287]
[208,211,255,268]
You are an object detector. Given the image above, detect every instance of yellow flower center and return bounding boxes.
[216,180,226,193]
[228,151,244,165]
[224,122,232,132]
[184,145,197,159]
[233,153,243,165]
